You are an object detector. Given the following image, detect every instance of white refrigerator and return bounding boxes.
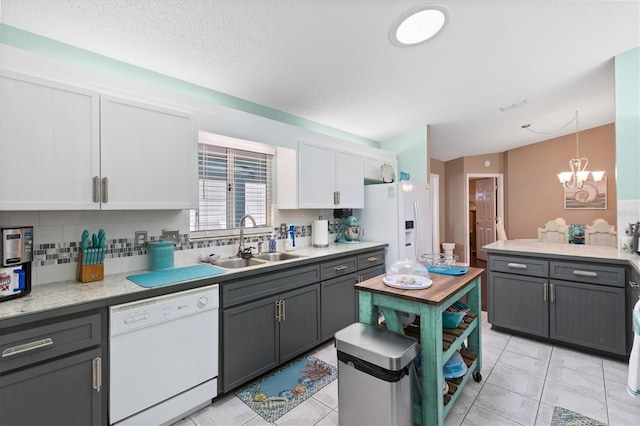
[357,181,432,271]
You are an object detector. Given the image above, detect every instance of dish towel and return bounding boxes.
[628,298,640,397]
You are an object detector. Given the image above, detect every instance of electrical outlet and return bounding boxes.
[134,231,147,248]
[162,228,179,244]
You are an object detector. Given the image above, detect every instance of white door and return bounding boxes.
[475,178,496,261]
[100,95,196,209]
[0,70,100,210]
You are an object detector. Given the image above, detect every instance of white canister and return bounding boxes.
[312,220,329,248]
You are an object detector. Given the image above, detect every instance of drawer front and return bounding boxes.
[320,256,358,281]
[489,255,548,278]
[357,250,385,270]
[0,312,101,373]
[550,261,626,287]
[222,264,320,308]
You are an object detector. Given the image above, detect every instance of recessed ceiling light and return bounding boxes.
[390,5,448,47]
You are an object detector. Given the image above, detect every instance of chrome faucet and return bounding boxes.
[237,214,257,258]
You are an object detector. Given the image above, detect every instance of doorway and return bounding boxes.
[466,173,504,311]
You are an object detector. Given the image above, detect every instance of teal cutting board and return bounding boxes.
[127,264,225,288]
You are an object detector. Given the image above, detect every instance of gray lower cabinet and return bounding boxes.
[488,254,629,355]
[0,311,105,425]
[320,249,385,341]
[221,265,321,393]
[321,273,358,341]
[489,271,549,338]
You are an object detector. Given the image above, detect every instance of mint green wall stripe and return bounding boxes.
[0,24,379,148]
[383,127,428,183]
[615,47,640,200]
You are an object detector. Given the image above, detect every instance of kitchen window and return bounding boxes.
[190,132,274,238]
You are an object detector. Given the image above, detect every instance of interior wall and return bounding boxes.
[506,123,617,239]
[444,158,465,259]
[444,153,505,263]
[430,158,446,248]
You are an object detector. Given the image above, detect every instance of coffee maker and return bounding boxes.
[1,226,33,302]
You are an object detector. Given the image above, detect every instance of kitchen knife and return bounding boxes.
[81,230,89,265]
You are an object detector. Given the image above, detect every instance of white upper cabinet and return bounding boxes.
[0,69,196,211]
[297,140,364,209]
[100,95,196,210]
[0,70,100,210]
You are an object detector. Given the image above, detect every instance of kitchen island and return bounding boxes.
[483,240,640,358]
[355,268,484,426]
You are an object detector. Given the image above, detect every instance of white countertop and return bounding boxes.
[1,242,386,322]
[483,240,640,273]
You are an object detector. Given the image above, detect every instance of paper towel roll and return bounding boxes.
[312,220,329,247]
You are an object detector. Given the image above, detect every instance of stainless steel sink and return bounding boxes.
[214,257,268,269]
[253,252,303,262]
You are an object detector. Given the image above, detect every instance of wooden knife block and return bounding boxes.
[76,251,104,283]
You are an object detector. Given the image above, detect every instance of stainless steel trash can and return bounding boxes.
[335,322,418,426]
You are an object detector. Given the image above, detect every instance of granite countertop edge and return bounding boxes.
[1,242,387,326]
[482,240,640,274]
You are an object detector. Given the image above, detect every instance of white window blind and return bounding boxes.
[191,133,273,236]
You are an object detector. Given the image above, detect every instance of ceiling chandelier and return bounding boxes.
[556,111,604,189]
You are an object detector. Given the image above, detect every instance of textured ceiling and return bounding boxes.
[1,0,638,161]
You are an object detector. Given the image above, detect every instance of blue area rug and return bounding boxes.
[126,264,225,288]
[235,356,337,423]
[551,407,606,426]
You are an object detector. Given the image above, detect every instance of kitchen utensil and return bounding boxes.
[382,274,432,290]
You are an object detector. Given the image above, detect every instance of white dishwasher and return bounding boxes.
[110,284,219,426]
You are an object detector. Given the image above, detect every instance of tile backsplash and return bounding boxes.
[1,208,341,285]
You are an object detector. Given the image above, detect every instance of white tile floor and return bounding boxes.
[174,312,640,425]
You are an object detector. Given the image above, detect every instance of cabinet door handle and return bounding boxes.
[573,270,597,277]
[101,177,109,203]
[333,191,340,205]
[335,265,348,271]
[92,357,102,392]
[281,300,286,321]
[507,263,528,269]
[275,300,281,322]
[92,176,101,203]
[367,257,379,262]
[2,338,53,358]
[550,283,555,303]
[543,282,548,301]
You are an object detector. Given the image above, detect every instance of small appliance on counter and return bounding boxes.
[1,226,33,303]
[334,212,363,244]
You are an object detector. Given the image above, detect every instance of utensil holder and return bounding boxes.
[76,251,104,283]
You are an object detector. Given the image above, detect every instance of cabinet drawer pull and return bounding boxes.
[507,263,528,269]
[334,265,349,271]
[92,357,102,392]
[2,338,53,358]
[543,282,548,302]
[573,270,598,277]
[367,256,379,262]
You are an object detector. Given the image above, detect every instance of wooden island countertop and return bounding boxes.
[355,267,484,305]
